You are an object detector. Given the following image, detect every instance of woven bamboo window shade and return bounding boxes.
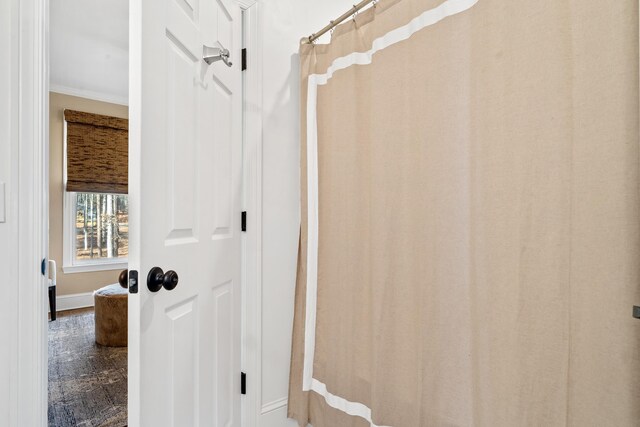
[64,109,128,194]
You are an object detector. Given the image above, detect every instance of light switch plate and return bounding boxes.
[0,182,5,223]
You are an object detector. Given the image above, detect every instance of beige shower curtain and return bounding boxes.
[289,0,640,426]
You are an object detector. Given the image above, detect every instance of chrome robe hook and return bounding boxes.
[203,42,232,67]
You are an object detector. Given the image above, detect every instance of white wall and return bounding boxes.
[258,0,351,424]
[0,0,18,423]
[50,0,128,105]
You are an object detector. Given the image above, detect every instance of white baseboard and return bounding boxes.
[49,291,94,313]
[261,397,288,415]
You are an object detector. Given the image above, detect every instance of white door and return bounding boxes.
[128,0,242,425]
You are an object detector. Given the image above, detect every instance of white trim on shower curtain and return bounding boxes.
[303,0,480,424]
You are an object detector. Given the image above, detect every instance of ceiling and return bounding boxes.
[50,0,129,105]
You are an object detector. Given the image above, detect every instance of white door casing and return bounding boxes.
[129,0,242,425]
[239,3,298,425]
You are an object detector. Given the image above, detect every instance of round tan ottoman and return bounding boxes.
[94,284,128,347]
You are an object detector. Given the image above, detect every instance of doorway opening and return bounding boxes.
[47,0,129,426]
[37,0,255,425]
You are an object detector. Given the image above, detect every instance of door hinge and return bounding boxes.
[633,306,640,319]
[241,211,247,232]
[241,372,247,395]
[241,48,247,71]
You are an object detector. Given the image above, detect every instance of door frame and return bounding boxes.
[238,1,263,426]
[12,0,263,425]
[9,0,49,425]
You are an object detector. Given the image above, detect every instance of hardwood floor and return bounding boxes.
[48,308,127,427]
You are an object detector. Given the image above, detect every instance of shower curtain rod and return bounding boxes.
[303,0,377,44]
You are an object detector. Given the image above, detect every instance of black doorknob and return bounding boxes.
[147,267,179,292]
[118,269,128,288]
[163,270,179,291]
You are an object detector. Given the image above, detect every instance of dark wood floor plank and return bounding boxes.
[48,309,127,427]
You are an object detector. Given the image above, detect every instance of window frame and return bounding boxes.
[62,191,128,274]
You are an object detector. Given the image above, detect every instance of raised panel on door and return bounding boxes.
[174,0,200,22]
[212,280,233,427]
[213,0,234,86]
[204,76,233,239]
[165,31,200,244]
[166,297,199,426]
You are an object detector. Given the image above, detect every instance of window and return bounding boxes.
[62,109,129,273]
[63,192,128,273]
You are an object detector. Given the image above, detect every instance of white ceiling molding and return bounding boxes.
[50,0,128,103]
[50,85,128,106]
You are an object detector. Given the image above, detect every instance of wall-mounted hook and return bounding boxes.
[203,42,232,67]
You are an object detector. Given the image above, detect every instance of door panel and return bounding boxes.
[209,80,233,238]
[130,0,242,424]
[166,34,199,242]
[213,280,233,426]
[175,0,199,20]
[166,298,198,426]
